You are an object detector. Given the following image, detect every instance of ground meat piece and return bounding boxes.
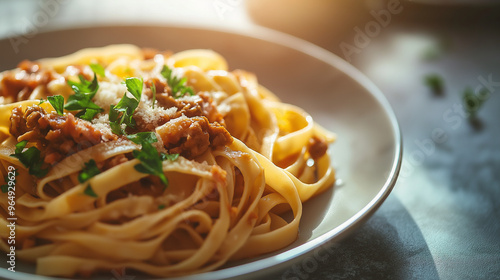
[9,105,104,164]
[142,48,160,60]
[18,60,41,73]
[156,116,232,158]
[156,93,194,114]
[10,105,46,143]
[141,48,172,60]
[134,88,226,136]
[308,136,328,160]
[144,77,167,99]
[156,92,224,124]
[9,106,29,138]
[209,120,233,147]
[197,92,225,124]
[0,60,53,103]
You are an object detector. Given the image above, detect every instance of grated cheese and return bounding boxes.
[135,98,177,127]
[92,81,126,112]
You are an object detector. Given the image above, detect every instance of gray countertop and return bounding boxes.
[1,1,499,279]
[265,3,500,279]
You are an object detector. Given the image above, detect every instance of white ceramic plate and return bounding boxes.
[0,25,402,280]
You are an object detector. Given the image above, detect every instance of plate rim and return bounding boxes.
[0,23,403,280]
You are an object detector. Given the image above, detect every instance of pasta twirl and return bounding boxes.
[0,45,336,277]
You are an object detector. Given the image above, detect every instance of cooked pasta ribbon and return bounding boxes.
[0,44,336,277]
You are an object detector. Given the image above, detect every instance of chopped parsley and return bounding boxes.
[126,132,157,145]
[10,140,48,178]
[47,95,65,115]
[76,108,101,121]
[463,87,490,119]
[78,159,101,198]
[161,153,179,161]
[0,171,16,193]
[151,83,156,109]
[161,65,194,99]
[90,63,105,77]
[126,132,178,190]
[125,77,143,100]
[109,77,143,135]
[78,159,101,183]
[83,184,98,198]
[158,204,166,210]
[65,74,103,121]
[424,74,444,95]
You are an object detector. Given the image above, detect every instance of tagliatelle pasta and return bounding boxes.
[0,44,336,277]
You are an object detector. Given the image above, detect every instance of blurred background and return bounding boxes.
[1,0,500,279]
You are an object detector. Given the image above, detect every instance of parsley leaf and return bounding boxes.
[424,74,444,95]
[90,63,105,77]
[158,204,166,210]
[10,141,48,178]
[109,77,143,135]
[161,153,179,161]
[127,132,157,145]
[161,65,194,99]
[66,74,99,99]
[109,95,139,134]
[0,171,15,193]
[463,87,489,119]
[75,108,101,121]
[125,77,143,100]
[47,95,65,116]
[133,142,168,187]
[127,132,177,189]
[83,184,98,198]
[151,83,156,109]
[78,159,100,183]
[78,159,101,198]
[127,132,179,161]
[64,74,103,120]
[65,91,102,110]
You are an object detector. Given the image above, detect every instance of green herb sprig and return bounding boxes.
[1,170,17,193]
[127,132,178,190]
[65,73,103,121]
[424,74,444,95]
[151,83,156,109]
[1,183,8,193]
[10,141,48,178]
[78,159,101,183]
[161,65,194,99]
[109,77,143,135]
[47,95,65,116]
[463,87,490,119]
[78,159,101,198]
[90,63,105,77]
